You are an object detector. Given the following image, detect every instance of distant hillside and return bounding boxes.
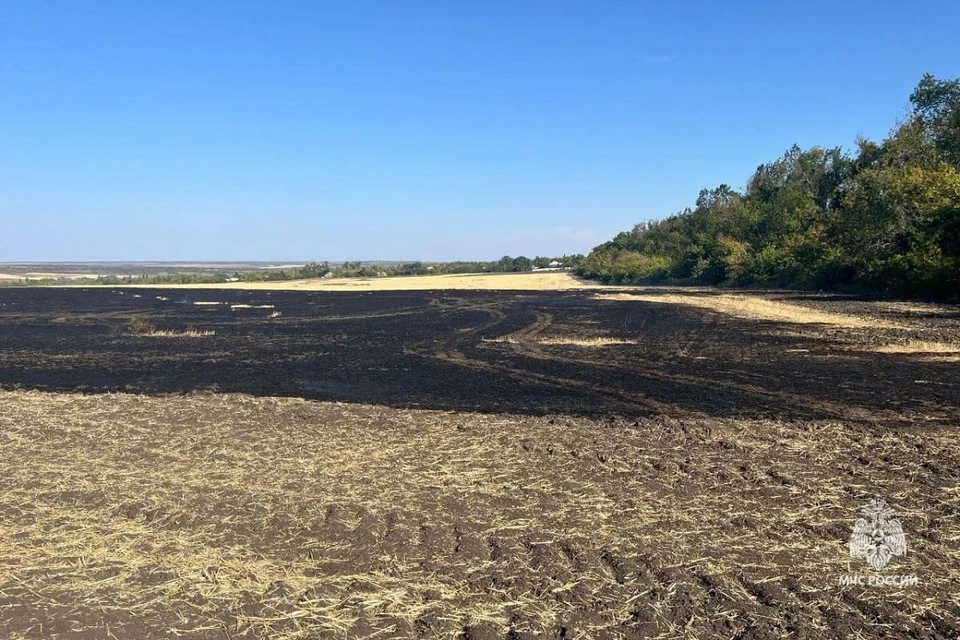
[579,74,960,298]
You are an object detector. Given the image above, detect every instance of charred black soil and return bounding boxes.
[0,287,957,425]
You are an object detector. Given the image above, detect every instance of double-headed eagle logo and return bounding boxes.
[849,497,907,569]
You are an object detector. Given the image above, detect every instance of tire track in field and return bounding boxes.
[422,302,905,423]
[419,304,682,415]
[492,308,906,423]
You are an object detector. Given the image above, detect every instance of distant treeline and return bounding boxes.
[88,255,585,286]
[579,74,960,298]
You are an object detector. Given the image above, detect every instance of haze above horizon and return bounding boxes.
[2,1,958,262]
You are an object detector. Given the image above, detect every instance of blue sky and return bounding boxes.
[1,1,958,261]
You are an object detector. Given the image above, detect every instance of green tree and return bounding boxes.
[910,73,960,166]
[578,74,960,298]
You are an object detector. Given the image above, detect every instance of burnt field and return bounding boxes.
[1,287,958,422]
[0,287,959,638]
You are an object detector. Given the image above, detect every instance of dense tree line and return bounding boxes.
[579,74,960,297]
[328,255,583,278]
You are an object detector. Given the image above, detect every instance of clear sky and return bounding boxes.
[1,1,958,262]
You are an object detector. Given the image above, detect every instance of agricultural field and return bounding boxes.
[0,286,958,638]
[60,270,595,292]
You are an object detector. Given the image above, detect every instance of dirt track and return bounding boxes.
[0,288,958,638]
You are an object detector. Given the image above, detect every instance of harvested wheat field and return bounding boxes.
[72,270,596,292]
[1,287,959,638]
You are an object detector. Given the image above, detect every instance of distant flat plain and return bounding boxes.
[98,270,597,291]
